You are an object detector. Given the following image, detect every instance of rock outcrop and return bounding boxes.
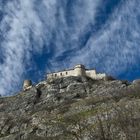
[0,76,140,140]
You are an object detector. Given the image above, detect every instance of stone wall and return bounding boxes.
[94,73,107,80]
[23,80,32,91]
[86,70,96,78]
[74,65,86,76]
[47,69,75,79]
[47,65,106,80]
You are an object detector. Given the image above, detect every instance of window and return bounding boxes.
[66,72,68,75]
[55,74,57,77]
[60,73,62,76]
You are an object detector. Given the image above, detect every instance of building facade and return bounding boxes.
[47,64,107,80]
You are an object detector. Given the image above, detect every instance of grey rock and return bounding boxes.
[0,76,139,140]
[10,126,19,134]
[132,79,140,84]
[1,124,11,135]
[0,134,17,140]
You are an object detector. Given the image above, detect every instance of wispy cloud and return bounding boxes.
[0,0,45,95]
[0,0,140,95]
[0,0,101,95]
[68,0,140,76]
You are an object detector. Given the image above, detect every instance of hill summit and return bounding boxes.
[0,76,140,140]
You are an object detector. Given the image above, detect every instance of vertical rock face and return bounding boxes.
[0,76,140,140]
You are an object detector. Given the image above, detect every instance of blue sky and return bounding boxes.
[0,0,140,96]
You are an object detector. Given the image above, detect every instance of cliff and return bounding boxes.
[0,76,140,140]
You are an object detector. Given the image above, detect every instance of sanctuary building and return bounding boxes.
[47,64,107,80]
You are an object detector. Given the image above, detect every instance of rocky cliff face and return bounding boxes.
[0,76,140,140]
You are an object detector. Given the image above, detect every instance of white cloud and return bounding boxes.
[1,0,140,95]
[0,0,45,95]
[68,0,140,76]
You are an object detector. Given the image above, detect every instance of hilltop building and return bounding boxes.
[47,64,107,80]
[22,64,110,91]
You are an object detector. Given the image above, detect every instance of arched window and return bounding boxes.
[60,73,62,76]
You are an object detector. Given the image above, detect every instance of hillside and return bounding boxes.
[0,76,140,140]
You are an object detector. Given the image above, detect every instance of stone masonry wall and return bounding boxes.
[47,65,106,80]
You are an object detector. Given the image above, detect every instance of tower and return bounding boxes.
[74,64,86,76]
[23,80,32,91]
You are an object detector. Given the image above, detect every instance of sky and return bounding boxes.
[0,0,140,96]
